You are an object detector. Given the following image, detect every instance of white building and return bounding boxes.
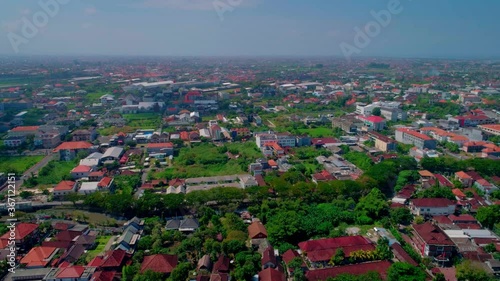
[409,198,456,216]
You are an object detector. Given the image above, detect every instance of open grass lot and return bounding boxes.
[123,113,161,129]
[34,160,77,185]
[154,142,261,179]
[298,127,334,137]
[85,235,115,262]
[98,125,137,136]
[0,156,44,174]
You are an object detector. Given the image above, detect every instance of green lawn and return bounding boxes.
[31,160,78,185]
[154,142,261,179]
[0,156,44,174]
[298,127,334,138]
[86,236,113,261]
[123,113,161,129]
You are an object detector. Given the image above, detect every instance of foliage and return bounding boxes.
[355,189,389,220]
[344,151,374,171]
[421,157,500,177]
[456,260,494,281]
[327,272,382,281]
[390,208,413,225]
[476,205,500,229]
[19,190,34,199]
[416,186,455,200]
[387,262,426,281]
[395,170,420,192]
[0,156,44,174]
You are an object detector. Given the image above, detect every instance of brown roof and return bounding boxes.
[411,198,455,208]
[259,268,285,281]
[391,243,418,266]
[213,256,230,273]
[248,221,267,239]
[140,254,178,274]
[305,261,391,281]
[413,222,455,246]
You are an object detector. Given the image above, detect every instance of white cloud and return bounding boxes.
[84,6,97,15]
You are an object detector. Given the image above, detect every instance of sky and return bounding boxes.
[1,0,499,58]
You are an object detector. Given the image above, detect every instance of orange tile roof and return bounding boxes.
[147,142,173,148]
[0,223,38,241]
[54,181,76,191]
[11,126,40,132]
[479,124,500,131]
[53,141,93,152]
[20,246,57,267]
[456,171,472,179]
[71,165,92,173]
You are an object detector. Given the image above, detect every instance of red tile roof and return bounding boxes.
[410,198,455,208]
[91,270,116,281]
[147,142,174,148]
[282,249,300,265]
[0,223,38,241]
[71,165,92,173]
[305,261,391,281]
[20,246,57,267]
[248,221,267,239]
[413,222,455,246]
[299,236,374,262]
[455,171,472,180]
[98,177,113,188]
[53,141,93,152]
[11,126,40,132]
[140,254,178,274]
[397,128,433,141]
[100,249,126,268]
[56,266,85,278]
[448,214,477,223]
[258,268,285,281]
[391,243,418,266]
[54,181,76,191]
[359,115,385,123]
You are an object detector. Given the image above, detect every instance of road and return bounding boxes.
[1,152,57,192]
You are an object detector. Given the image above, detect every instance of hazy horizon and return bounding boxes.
[1,0,500,59]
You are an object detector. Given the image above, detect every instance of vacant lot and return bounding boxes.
[155,142,261,179]
[298,127,334,137]
[123,113,161,129]
[0,156,44,174]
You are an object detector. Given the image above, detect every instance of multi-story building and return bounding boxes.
[53,141,94,161]
[449,115,495,127]
[409,198,456,216]
[368,132,397,152]
[72,128,97,142]
[332,116,363,134]
[410,222,455,262]
[357,115,386,131]
[478,124,500,136]
[255,133,278,148]
[395,128,437,149]
[276,133,296,147]
[355,101,401,116]
[380,107,407,121]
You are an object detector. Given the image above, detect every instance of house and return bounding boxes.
[146,142,174,155]
[101,147,124,162]
[475,179,497,194]
[140,254,178,276]
[59,244,86,264]
[53,141,93,161]
[298,236,375,267]
[99,249,129,271]
[44,266,96,281]
[258,268,285,281]
[410,222,456,262]
[98,177,114,190]
[455,171,474,187]
[20,246,58,268]
[72,128,97,142]
[248,221,267,240]
[165,218,199,232]
[78,182,100,195]
[0,223,39,251]
[79,152,103,168]
[115,225,141,253]
[409,198,456,216]
[53,181,77,198]
[391,243,418,266]
[305,261,391,281]
[197,254,213,272]
[213,255,230,273]
[71,165,93,179]
[240,175,258,188]
[262,246,278,269]
[89,171,105,181]
[312,170,336,184]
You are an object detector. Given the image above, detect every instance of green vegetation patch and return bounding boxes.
[0,156,44,174]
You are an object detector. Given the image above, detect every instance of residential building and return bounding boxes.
[72,128,97,142]
[331,116,363,134]
[410,222,455,262]
[53,181,77,198]
[101,147,124,162]
[44,266,96,281]
[259,268,285,281]
[0,223,39,251]
[449,115,495,127]
[395,128,437,149]
[305,261,391,281]
[380,107,407,121]
[4,135,26,147]
[8,126,39,137]
[71,165,93,179]
[276,132,297,147]
[140,254,178,276]
[53,141,94,161]
[78,182,100,195]
[255,132,278,148]
[409,198,456,216]
[146,142,174,155]
[455,171,474,187]
[248,221,267,240]
[20,246,58,268]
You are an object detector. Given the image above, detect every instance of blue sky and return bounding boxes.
[1,0,499,58]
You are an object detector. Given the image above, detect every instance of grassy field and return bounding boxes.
[0,156,44,174]
[298,127,334,138]
[34,160,77,185]
[98,126,137,136]
[86,236,114,261]
[154,142,261,179]
[123,113,161,129]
